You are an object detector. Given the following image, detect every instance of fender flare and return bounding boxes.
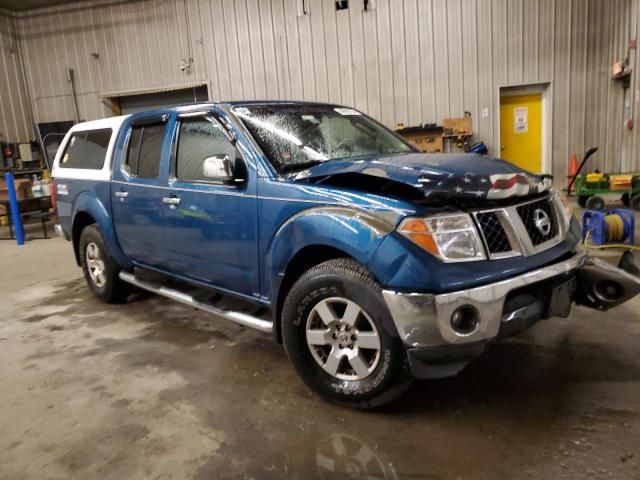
[71,190,132,268]
[264,206,399,303]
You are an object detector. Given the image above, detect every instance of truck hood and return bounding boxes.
[292,153,552,200]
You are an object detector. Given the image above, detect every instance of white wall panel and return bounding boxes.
[523,0,539,82]
[308,0,328,102]
[389,0,407,124]
[490,0,507,150]
[475,0,493,143]
[446,0,464,116]
[461,0,479,122]
[335,7,353,106]
[349,4,368,113]
[506,0,524,85]
[375,0,394,125]
[1,0,636,178]
[628,0,640,170]
[296,3,315,100]
[552,0,572,177]
[417,0,436,125]
[431,0,450,123]
[0,13,31,143]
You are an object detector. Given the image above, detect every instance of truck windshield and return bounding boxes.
[233,104,414,174]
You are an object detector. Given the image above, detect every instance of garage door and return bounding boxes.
[118,86,209,115]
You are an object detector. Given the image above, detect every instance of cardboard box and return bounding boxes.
[442,116,473,137]
[0,178,33,215]
[396,125,444,153]
[0,178,32,200]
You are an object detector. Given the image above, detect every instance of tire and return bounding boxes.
[577,195,590,208]
[630,194,640,212]
[585,195,605,211]
[281,258,411,409]
[79,224,132,303]
[621,192,631,208]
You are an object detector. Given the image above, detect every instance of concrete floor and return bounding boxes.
[0,220,639,479]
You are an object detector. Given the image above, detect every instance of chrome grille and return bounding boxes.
[474,194,563,259]
[516,198,557,246]
[475,212,512,254]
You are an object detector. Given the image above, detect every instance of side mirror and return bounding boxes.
[202,155,233,182]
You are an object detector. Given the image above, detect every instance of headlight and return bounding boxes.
[397,213,486,262]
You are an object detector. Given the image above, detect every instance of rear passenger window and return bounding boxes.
[124,123,165,179]
[60,129,111,169]
[176,117,236,182]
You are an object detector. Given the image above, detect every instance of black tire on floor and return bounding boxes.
[585,195,605,211]
[577,195,590,208]
[630,194,640,212]
[621,193,631,208]
[79,224,132,303]
[281,258,411,410]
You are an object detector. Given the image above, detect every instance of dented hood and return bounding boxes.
[293,153,552,200]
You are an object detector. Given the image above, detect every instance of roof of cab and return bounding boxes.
[62,100,351,136]
[224,100,339,107]
[66,101,343,133]
[128,100,343,118]
[68,114,130,133]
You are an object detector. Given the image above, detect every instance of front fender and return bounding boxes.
[72,190,131,268]
[264,206,398,301]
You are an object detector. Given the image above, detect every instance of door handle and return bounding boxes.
[162,196,181,206]
[114,191,128,198]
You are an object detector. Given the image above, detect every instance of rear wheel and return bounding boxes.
[79,224,132,303]
[585,195,605,211]
[281,258,411,409]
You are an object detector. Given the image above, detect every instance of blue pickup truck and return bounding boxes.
[51,101,640,408]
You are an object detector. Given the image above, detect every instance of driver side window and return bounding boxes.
[176,117,237,182]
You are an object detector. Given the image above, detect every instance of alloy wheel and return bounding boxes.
[305,297,381,381]
[85,242,106,288]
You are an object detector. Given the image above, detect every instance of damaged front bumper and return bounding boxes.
[381,251,640,379]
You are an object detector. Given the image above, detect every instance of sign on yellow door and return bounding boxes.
[499,94,542,173]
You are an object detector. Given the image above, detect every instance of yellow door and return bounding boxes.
[499,94,542,173]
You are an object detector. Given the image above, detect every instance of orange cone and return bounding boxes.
[567,153,579,189]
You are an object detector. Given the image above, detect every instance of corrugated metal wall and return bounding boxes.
[4,0,637,179]
[0,12,31,144]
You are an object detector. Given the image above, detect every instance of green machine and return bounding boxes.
[568,148,640,211]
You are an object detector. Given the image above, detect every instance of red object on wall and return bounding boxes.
[567,153,579,189]
[2,145,13,158]
[629,39,637,49]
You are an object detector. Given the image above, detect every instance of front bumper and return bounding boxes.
[382,252,640,351]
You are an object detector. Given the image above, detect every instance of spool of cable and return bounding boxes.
[582,209,636,248]
[604,213,627,242]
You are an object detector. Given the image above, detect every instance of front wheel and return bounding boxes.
[281,258,411,409]
[79,224,132,303]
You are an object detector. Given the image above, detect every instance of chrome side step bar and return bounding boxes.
[118,271,273,334]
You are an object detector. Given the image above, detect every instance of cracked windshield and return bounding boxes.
[233,104,414,174]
